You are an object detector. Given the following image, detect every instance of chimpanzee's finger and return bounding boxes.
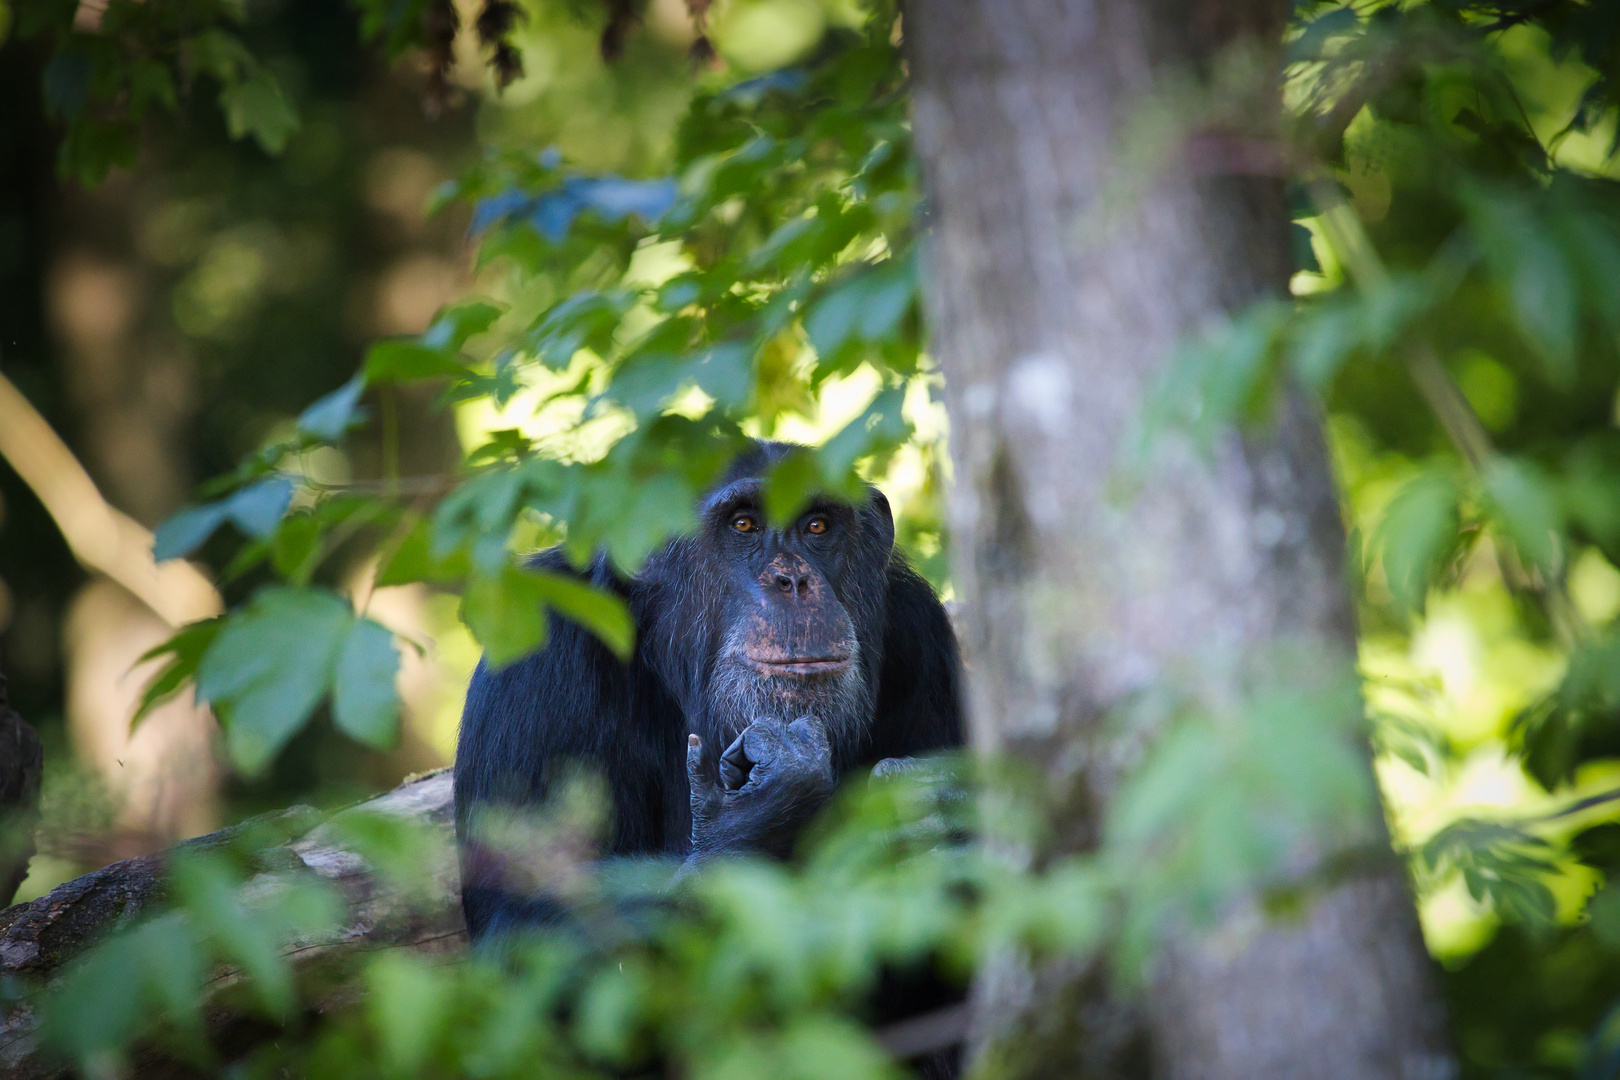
[786,716,831,759]
[720,731,751,791]
[687,734,720,801]
[739,719,790,766]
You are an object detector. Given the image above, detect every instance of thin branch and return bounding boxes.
[307,475,463,498]
[0,365,222,628]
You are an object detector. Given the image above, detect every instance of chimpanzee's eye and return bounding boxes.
[731,514,759,534]
[805,517,828,535]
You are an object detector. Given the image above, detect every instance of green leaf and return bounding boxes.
[763,445,822,526]
[183,30,254,82]
[599,472,699,571]
[170,853,295,1014]
[461,569,549,668]
[153,503,231,562]
[376,518,468,586]
[367,953,452,1073]
[805,281,865,360]
[691,342,755,410]
[1375,470,1462,612]
[333,618,400,749]
[195,588,354,774]
[226,477,295,539]
[133,618,224,727]
[39,912,205,1066]
[421,300,503,350]
[218,72,299,155]
[1289,301,1361,391]
[153,478,294,560]
[1465,187,1579,386]
[529,291,632,369]
[298,374,367,440]
[531,569,635,661]
[819,385,911,484]
[1482,457,1563,570]
[364,339,467,383]
[269,513,323,581]
[462,564,635,667]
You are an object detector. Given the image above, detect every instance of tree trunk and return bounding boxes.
[906,4,1454,1079]
[0,771,463,1079]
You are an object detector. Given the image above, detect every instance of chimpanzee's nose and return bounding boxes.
[774,571,811,598]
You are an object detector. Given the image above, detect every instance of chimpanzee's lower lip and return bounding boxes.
[745,656,854,676]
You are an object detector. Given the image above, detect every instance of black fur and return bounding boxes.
[453,441,963,941]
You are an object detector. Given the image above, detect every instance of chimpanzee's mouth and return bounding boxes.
[744,654,855,677]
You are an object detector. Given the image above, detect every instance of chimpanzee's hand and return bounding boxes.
[686,718,834,861]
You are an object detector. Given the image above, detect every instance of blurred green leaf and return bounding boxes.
[171,852,298,1015]
[134,618,224,727]
[1483,457,1563,571]
[530,569,635,661]
[461,567,548,668]
[364,339,467,383]
[298,374,368,440]
[422,300,503,350]
[367,952,453,1073]
[1465,187,1579,386]
[153,502,232,562]
[764,445,822,526]
[1375,470,1462,612]
[218,72,299,155]
[195,588,355,773]
[333,617,400,749]
[154,478,294,560]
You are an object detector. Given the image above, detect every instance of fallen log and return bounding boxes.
[0,769,464,1078]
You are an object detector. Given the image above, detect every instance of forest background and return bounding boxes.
[1,0,1620,1077]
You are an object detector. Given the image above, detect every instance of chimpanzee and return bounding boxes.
[452,439,963,940]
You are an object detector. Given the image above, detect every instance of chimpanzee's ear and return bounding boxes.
[864,488,895,554]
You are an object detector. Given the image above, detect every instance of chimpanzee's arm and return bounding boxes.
[453,551,680,941]
[866,556,965,765]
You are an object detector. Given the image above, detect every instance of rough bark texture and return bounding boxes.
[0,675,44,909]
[0,770,463,1079]
[907,4,1454,1079]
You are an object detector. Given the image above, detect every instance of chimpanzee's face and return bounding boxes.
[698,478,877,745]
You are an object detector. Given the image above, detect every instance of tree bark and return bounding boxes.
[0,770,464,1079]
[907,4,1454,1079]
[0,674,44,908]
